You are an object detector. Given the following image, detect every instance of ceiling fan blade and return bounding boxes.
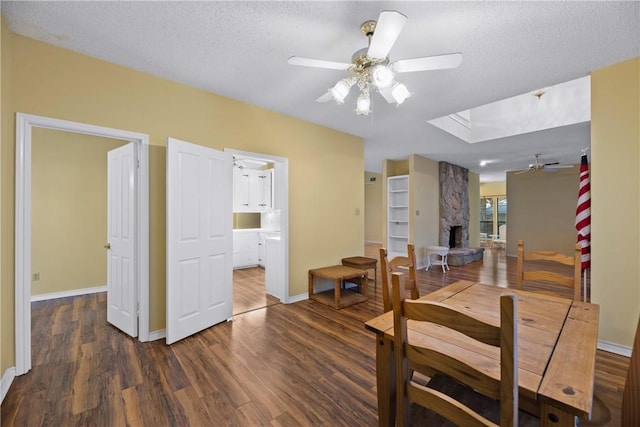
[287,56,351,70]
[544,161,560,166]
[546,165,574,169]
[392,52,463,73]
[316,92,332,103]
[367,10,407,60]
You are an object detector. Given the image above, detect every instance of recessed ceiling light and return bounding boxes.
[480,160,487,167]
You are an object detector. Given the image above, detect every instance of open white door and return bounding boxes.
[107,143,138,337]
[166,137,233,344]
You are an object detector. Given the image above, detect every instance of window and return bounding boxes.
[480,196,507,236]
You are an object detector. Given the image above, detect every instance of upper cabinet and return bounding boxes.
[233,168,273,212]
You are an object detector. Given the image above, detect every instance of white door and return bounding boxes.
[166,137,233,344]
[107,143,138,337]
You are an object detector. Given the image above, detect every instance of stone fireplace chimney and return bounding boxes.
[439,162,469,248]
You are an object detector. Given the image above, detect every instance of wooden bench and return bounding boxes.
[308,265,368,309]
[341,256,377,283]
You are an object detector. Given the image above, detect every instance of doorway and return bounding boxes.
[226,149,289,314]
[30,128,128,302]
[14,113,150,375]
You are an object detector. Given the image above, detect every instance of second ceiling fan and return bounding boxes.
[287,10,463,115]
[515,154,574,175]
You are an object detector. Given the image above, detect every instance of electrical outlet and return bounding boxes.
[355,208,361,216]
[33,272,40,281]
[416,210,420,216]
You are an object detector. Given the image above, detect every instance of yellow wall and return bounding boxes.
[507,167,581,256]
[364,171,383,243]
[1,30,364,372]
[31,129,125,295]
[468,172,480,248]
[233,213,261,229]
[1,14,13,376]
[409,155,440,265]
[591,57,640,348]
[480,181,506,196]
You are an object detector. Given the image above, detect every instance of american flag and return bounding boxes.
[575,153,591,270]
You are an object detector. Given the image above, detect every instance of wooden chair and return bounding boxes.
[581,316,640,426]
[379,244,419,312]
[622,316,640,426]
[516,240,582,301]
[391,272,519,426]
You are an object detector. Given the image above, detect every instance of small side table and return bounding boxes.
[341,256,377,284]
[426,246,450,273]
[309,265,368,309]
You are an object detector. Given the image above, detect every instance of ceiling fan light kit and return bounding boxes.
[356,89,371,115]
[288,10,462,116]
[329,78,355,104]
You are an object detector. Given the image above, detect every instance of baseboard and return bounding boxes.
[1,367,16,404]
[31,285,107,302]
[597,340,632,357]
[285,293,308,304]
[148,329,166,341]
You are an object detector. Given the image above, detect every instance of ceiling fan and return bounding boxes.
[287,10,463,115]
[515,154,574,175]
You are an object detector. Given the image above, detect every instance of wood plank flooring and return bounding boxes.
[233,267,279,315]
[1,245,628,426]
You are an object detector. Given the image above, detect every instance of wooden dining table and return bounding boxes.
[364,280,600,427]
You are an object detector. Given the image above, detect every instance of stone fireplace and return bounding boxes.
[439,162,469,247]
[439,162,484,266]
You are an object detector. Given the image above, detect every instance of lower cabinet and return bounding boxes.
[233,230,281,270]
[233,231,259,268]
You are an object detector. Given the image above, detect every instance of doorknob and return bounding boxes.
[104,243,111,249]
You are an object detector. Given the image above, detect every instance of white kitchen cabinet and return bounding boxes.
[233,231,259,268]
[233,168,273,212]
[258,231,280,267]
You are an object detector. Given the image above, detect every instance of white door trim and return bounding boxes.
[14,113,150,375]
[225,148,289,302]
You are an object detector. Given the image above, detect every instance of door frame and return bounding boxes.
[14,113,150,375]
[225,148,289,302]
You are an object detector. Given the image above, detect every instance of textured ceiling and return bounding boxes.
[2,1,639,181]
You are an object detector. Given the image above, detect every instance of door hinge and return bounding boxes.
[137,160,140,169]
[137,302,140,316]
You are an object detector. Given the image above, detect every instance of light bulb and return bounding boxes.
[329,79,352,104]
[391,83,411,105]
[372,65,394,88]
[355,93,371,115]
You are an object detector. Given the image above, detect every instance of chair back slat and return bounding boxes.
[403,300,501,346]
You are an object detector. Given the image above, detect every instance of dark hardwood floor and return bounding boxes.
[233,267,279,316]
[1,245,628,426]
